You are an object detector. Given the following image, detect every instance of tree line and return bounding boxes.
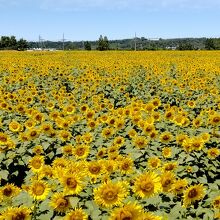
[1,35,220,51]
[0,36,28,51]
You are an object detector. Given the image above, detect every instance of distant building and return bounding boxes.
[165,46,177,50]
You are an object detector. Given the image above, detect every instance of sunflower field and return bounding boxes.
[0,50,220,220]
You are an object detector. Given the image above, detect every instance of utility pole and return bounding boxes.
[134,32,137,51]
[62,33,66,51]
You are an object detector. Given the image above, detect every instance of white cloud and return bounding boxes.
[1,0,220,11]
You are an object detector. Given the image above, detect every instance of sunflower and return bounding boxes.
[29,180,50,200]
[82,132,93,144]
[40,123,53,135]
[87,160,104,180]
[207,148,220,159]
[171,179,188,195]
[162,147,172,158]
[161,171,176,193]
[192,117,203,128]
[1,183,21,199]
[109,202,143,220]
[62,145,74,156]
[9,120,22,132]
[64,105,76,115]
[119,157,134,174]
[50,192,71,213]
[97,147,107,158]
[163,162,177,172]
[143,123,155,135]
[32,145,44,155]
[102,127,114,139]
[0,206,31,220]
[64,208,88,220]
[28,156,44,173]
[27,128,40,141]
[59,130,72,142]
[160,132,173,144]
[60,173,84,195]
[0,132,9,145]
[209,113,220,126]
[133,172,161,198]
[133,136,148,149]
[142,212,162,220]
[147,157,161,169]
[190,137,204,151]
[94,181,128,208]
[183,184,205,207]
[113,136,125,147]
[176,134,188,145]
[128,129,137,138]
[73,145,90,159]
[164,110,175,121]
[212,195,220,209]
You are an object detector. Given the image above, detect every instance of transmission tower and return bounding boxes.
[38,35,46,50]
[61,33,67,50]
[134,32,137,51]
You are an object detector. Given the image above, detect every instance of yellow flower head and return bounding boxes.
[94,181,128,208]
[64,208,88,220]
[183,184,205,207]
[109,202,143,220]
[50,192,71,213]
[29,180,50,200]
[133,172,161,198]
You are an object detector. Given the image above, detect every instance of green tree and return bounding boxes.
[84,41,91,50]
[17,38,28,51]
[97,35,109,51]
[205,38,216,50]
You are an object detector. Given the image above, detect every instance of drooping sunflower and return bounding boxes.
[171,179,188,195]
[133,172,162,198]
[109,202,143,220]
[64,208,88,220]
[50,192,71,213]
[94,181,128,208]
[160,171,176,193]
[162,162,177,172]
[183,184,205,207]
[29,180,50,200]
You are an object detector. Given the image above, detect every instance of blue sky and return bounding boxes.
[0,0,219,41]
